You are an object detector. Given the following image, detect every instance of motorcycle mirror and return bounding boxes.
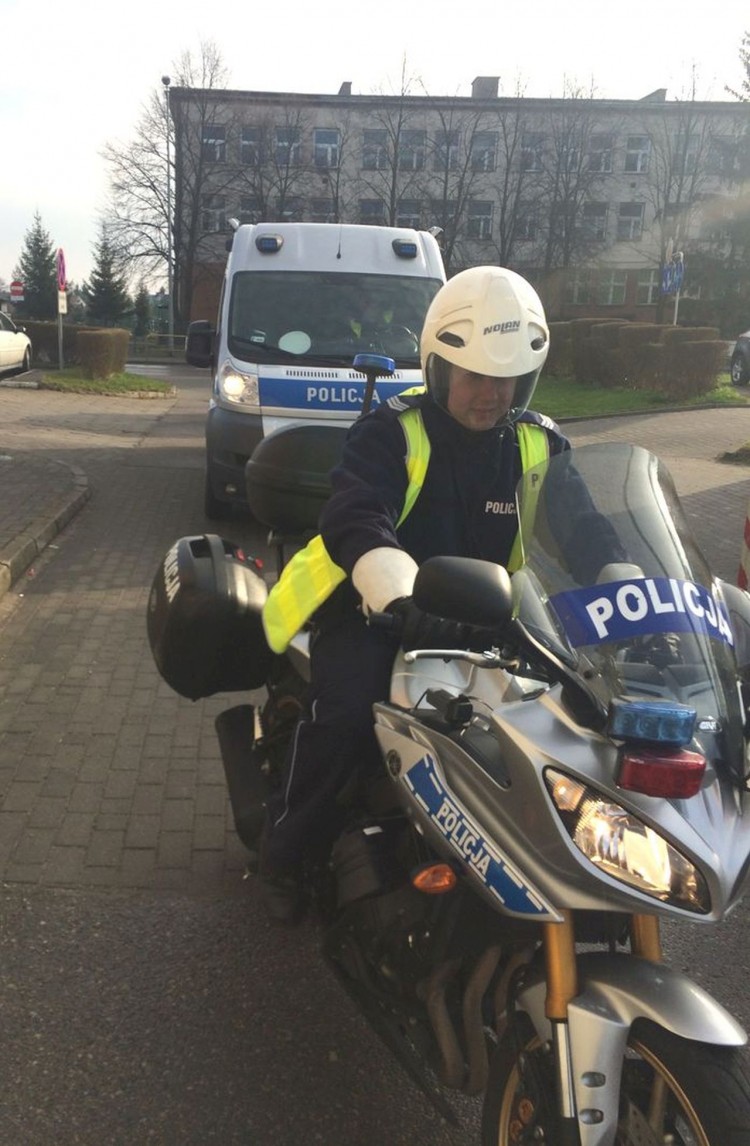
[413,556,513,628]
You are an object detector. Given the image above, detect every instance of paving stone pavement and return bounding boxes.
[2,376,750,894]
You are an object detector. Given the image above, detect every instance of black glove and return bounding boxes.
[385,597,488,653]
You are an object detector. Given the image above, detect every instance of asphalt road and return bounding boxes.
[2,364,750,1145]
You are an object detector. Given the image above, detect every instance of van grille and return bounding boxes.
[283,368,406,380]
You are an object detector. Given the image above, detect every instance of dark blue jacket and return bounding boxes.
[320,393,570,595]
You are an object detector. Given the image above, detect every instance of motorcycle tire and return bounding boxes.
[481,1014,750,1144]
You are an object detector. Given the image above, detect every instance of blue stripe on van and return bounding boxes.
[258,376,417,412]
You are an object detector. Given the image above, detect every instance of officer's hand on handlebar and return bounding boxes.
[384,597,492,654]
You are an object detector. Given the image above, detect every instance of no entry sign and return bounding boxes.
[57,248,67,292]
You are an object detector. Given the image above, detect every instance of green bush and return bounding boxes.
[17,320,100,365]
[75,329,130,379]
[661,325,720,347]
[570,319,616,384]
[588,321,629,348]
[661,341,724,400]
[546,322,573,376]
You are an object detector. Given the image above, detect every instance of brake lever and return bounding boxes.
[404,648,510,667]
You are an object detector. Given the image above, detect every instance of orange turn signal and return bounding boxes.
[411,863,458,895]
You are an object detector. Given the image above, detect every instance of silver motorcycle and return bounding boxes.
[148,439,750,1144]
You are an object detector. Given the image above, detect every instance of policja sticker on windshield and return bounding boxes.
[551,577,734,648]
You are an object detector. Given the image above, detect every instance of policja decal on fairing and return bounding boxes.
[403,753,551,916]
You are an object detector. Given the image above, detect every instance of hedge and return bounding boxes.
[75,329,130,379]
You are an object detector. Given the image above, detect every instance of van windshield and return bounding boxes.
[228,271,442,368]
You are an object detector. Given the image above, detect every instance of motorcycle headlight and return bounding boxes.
[218,361,259,407]
[544,769,710,914]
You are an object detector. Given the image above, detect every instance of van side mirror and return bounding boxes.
[186,320,215,368]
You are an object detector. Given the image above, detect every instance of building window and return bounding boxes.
[396,199,421,228]
[398,130,426,172]
[433,130,459,171]
[314,128,340,169]
[625,135,651,173]
[561,145,580,172]
[202,124,226,163]
[362,129,388,170]
[617,202,644,241]
[588,134,613,173]
[565,270,596,306]
[309,197,335,222]
[636,269,660,305]
[516,203,538,241]
[429,199,458,232]
[677,133,700,175]
[239,195,262,224]
[706,137,736,178]
[275,127,300,166]
[521,133,544,171]
[240,127,261,165]
[596,270,627,306]
[470,131,498,172]
[202,194,226,232]
[582,201,608,241]
[275,195,304,221]
[566,269,626,306]
[359,199,386,225]
[467,200,493,240]
[700,216,732,243]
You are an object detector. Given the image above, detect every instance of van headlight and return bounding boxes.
[218,361,259,407]
[544,769,710,913]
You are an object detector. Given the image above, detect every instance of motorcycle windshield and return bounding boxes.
[513,443,745,780]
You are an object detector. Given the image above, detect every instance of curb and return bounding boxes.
[0,465,91,601]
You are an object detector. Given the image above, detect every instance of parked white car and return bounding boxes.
[0,313,32,374]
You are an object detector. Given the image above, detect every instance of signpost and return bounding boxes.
[56,248,67,369]
[10,280,24,303]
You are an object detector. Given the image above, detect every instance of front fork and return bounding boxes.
[542,911,661,1144]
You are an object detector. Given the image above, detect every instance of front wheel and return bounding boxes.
[481,1016,750,1144]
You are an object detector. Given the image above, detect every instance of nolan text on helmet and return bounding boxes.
[484,320,521,335]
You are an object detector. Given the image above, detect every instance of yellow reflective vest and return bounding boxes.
[262,410,549,654]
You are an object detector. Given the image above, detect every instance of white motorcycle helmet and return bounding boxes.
[420,266,549,426]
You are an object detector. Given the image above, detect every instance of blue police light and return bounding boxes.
[607,697,696,748]
[353,353,395,376]
[255,234,283,254]
[392,239,418,258]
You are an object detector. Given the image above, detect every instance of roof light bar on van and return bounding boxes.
[256,234,284,254]
[607,697,696,748]
[392,239,418,258]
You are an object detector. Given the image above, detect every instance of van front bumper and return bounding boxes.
[205,404,264,506]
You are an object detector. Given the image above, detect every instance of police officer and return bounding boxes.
[259,266,571,923]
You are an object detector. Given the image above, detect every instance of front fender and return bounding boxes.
[518,953,746,1146]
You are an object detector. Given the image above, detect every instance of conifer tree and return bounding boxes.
[133,280,152,337]
[13,212,57,320]
[83,225,131,326]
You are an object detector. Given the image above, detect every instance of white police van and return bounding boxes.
[186,222,446,518]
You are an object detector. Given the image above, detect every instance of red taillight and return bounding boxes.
[616,747,706,798]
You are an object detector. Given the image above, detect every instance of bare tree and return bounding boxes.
[422,99,501,273]
[354,64,428,227]
[637,79,720,321]
[484,98,537,269]
[727,31,750,101]
[232,106,313,223]
[534,85,614,272]
[102,40,230,329]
